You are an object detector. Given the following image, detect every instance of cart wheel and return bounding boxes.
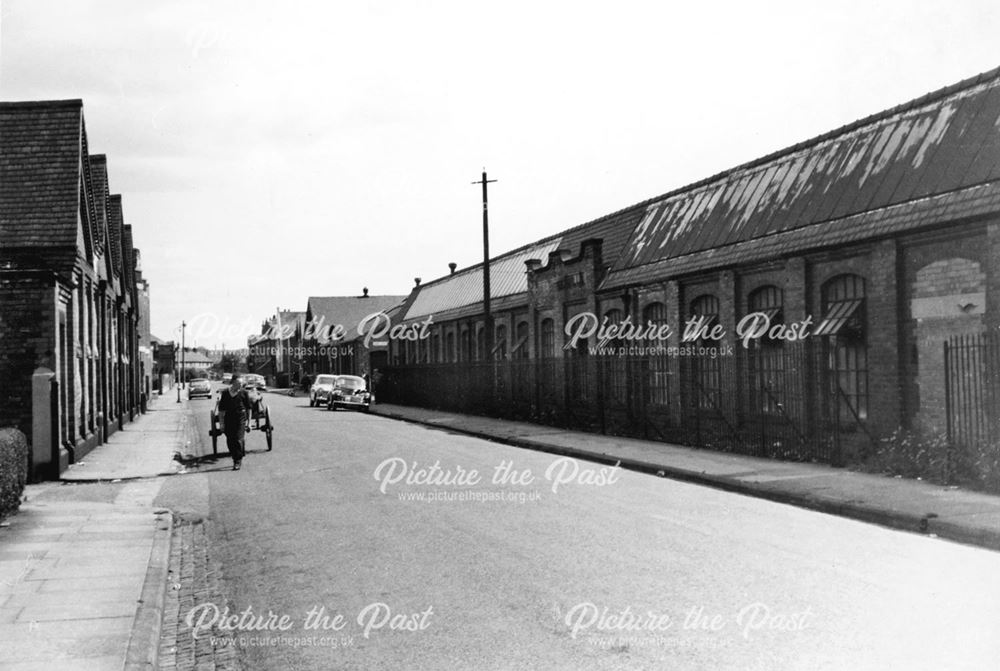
[209,411,218,456]
[264,408,273,451]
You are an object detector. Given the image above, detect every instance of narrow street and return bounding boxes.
[155,392,1000,670]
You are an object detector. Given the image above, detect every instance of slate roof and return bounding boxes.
[400,204,647,323]
[89,154,109,249]
[0,100,85,269]
[107,194,124,277]
[602,65,1000,289]
[305,295,408,342]
[123,224,136,294]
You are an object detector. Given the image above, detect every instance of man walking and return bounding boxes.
[218,374,252,470]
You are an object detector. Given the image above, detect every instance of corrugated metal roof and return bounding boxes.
[400,202,649,323]
[404,238,562,320]
[601,66,1000,290]
[606,181,1000,286]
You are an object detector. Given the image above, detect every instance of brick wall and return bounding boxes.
[901,229,988,432]
[0,275,57,440]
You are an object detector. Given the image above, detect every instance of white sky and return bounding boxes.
[2,1,1000,349]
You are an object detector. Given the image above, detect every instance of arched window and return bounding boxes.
[510,321,531,391]
[603,308,626,403]
[494,324,507,361]
[566,314,592,402]
[747,286,784,413]
[445,331,456,363]
[431,332,441,363]
[689,294,721,410]
[460,327,472,362]
[512,321,530,360]
[540,319,555,357]
[476,326,485,362]
[816,274,867,422]
[643,302,669,406]
[539,318,557,397]
[419,334,430,364]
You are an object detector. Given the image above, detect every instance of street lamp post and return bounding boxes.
[176,320,186,402]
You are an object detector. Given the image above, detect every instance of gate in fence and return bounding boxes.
[945,332,1000,453]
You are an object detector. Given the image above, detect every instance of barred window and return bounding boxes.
[539,318,557,395]
[747,286,784,414]
[643,302,670,406]
[603,308,626,404]
[431,333,441,363]
[461,328,473,362]
[689,294,721,410]
[446,332,456,363]
[494,324,508,361]
[817,274,868,422]
[511,321,531,390]
[512,321,530,360]
[540,319,555,357]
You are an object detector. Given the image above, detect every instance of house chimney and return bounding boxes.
[362,287,369,297]
[414,277,422,286]
[448,262,457,275]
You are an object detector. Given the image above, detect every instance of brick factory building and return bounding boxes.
[382,67,1000,466]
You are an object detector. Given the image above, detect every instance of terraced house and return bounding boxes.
[382,67,1000,466]
[0,100,148,479]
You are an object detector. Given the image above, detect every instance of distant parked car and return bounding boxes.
[242,374,266,391]
[309,374,338,407]
[188,378,212,399]
[222,373,233,384]
[327,375,373,412]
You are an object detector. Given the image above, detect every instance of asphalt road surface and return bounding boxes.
[157,390,1000,670]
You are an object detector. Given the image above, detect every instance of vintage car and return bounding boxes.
[327,375,373,412]
[309,374,338,407]
[242,374,266,391]
[187,378,213,399]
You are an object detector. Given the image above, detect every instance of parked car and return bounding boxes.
[242,374,266,391]
[222,373,233,384]
[309,374,338,407]
[188,378,213,399]
[327,375,373,412]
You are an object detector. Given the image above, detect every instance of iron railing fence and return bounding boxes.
[378,342,874,464]
[945,332,1000,455]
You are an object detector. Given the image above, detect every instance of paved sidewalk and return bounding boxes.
[360,400,1000,552]
[0,394,189,670]
[61,397,190,482]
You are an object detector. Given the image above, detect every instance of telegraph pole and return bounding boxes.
[472,170,497,361]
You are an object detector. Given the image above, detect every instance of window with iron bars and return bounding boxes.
[746,285,784,415]
[602,308,627,404]
[539,318,557,397]
[816,274,868,423]
[566,315,592,402]
[689,294,721,411]
[643,302,670,407]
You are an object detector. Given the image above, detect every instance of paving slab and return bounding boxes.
[0,394,185,670]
